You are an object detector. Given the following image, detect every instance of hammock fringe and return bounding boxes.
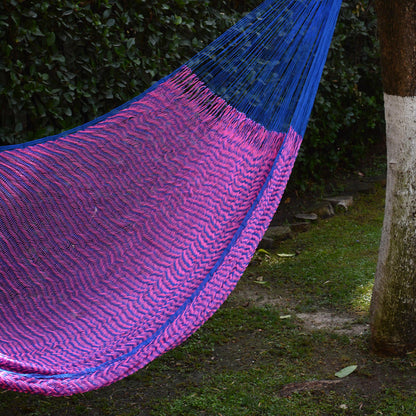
[169,66,285,151]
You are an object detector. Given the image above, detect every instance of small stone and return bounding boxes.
[294,213,318,221]
[264,225,292,241]
[309,202,334,219]
[324,195,354,211]
[259,226,292,249]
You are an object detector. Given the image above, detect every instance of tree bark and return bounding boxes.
[370,0,416,355]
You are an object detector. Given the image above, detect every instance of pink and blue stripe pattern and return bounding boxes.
[0,67,301,395]
[0,0,342,396]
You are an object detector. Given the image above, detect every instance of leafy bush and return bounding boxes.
[292,0,384,188]
[0,0,248,144]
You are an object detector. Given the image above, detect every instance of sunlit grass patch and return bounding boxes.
[352,280,374,313]
[244,186,384,314]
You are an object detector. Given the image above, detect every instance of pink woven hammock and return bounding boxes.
[0,0,341,396]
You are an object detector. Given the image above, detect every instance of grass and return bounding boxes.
[4,184,416,416]
[248,189,385,313]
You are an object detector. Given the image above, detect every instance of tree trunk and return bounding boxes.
[370,0,416,355]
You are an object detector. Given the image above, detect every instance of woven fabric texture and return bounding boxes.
[0,0,342,395]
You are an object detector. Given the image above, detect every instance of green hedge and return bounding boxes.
[0,0,249,144]
[294,1,384,186]
[1,0,383,184]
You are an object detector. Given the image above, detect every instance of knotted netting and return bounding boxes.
[0,0,341,396]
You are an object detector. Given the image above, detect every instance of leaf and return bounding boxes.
[126,38,135,49]
[277,253,296,258]
[148,35,158,46]
[103,9,112,19]
[32,27,44,37]
[106,18,115,27]
[335,365,357,378]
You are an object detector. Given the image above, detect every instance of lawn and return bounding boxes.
[3,182,416,416]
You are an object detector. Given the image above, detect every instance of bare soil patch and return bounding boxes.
[296,311,368,336]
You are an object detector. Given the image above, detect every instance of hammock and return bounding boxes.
[0,0,341,396]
